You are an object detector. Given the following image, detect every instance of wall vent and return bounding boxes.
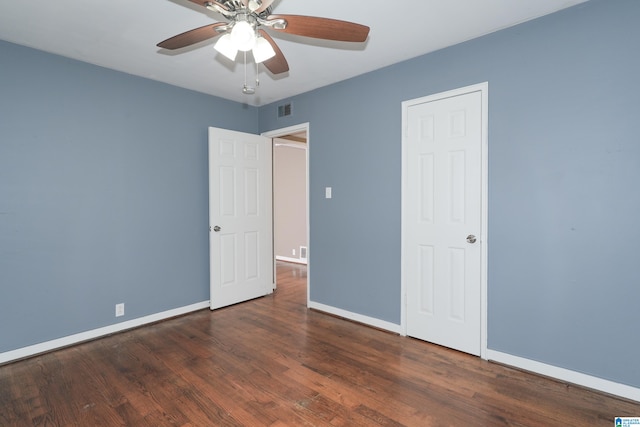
[278,102,292,118]
[299,246,307,260]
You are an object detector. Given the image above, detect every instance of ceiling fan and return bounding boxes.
[157,0,370,81]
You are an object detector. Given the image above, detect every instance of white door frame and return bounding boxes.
[401,83,489,359]
[262,122,311,306]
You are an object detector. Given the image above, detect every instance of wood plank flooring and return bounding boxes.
[0,261,638,426]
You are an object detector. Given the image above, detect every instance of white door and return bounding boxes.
[209,127,273,310]
[403,85,486,356]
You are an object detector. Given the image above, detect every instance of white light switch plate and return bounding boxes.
[325,187,332,199]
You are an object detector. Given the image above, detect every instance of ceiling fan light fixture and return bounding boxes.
[214,34,238,60]
[252,36,276,63]
[230,20,256,51]
[247,0,261,12]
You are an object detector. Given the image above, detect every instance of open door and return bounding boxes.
[209,127,273,310]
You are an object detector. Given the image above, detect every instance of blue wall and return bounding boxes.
[260,0,640,388]
[0,40,258,352]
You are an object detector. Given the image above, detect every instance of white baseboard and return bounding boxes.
[0,301,210,365]
[487,349,640,403]
[308,301,402,334]
[276,256,307,265]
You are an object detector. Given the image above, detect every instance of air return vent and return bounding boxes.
[299,246,307,260]
[278,102,292,118]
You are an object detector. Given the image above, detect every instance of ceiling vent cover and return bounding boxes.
[278,102,292,118]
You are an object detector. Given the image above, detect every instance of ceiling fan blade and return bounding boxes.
[157,23,227,50]
[266,15,369,42]
[259,30,289,74]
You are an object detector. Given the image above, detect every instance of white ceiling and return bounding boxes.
[0,0,588,107]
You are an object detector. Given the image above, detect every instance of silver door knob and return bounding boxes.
[466,234,477,244]
[213,225,221,232]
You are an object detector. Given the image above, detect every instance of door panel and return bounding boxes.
[405,89,483,356]
[209,127,273,310]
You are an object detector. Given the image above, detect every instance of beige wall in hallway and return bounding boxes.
[273,138,307,263]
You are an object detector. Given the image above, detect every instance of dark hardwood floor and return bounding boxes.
[1,261,638,426]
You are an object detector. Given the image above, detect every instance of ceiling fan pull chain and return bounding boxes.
[242,50,256,94]
[255,60,260,88]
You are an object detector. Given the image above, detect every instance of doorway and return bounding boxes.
[263,123,310,305]
[273,134,308,265]
[401,84,488,358]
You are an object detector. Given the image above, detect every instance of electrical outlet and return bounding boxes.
[115,303,125,317]
[292,249,296,256]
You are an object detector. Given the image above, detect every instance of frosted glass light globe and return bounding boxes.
[230,21,256,52]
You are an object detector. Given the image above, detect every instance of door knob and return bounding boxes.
[213,225,221,232]
[466,234,477,244]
